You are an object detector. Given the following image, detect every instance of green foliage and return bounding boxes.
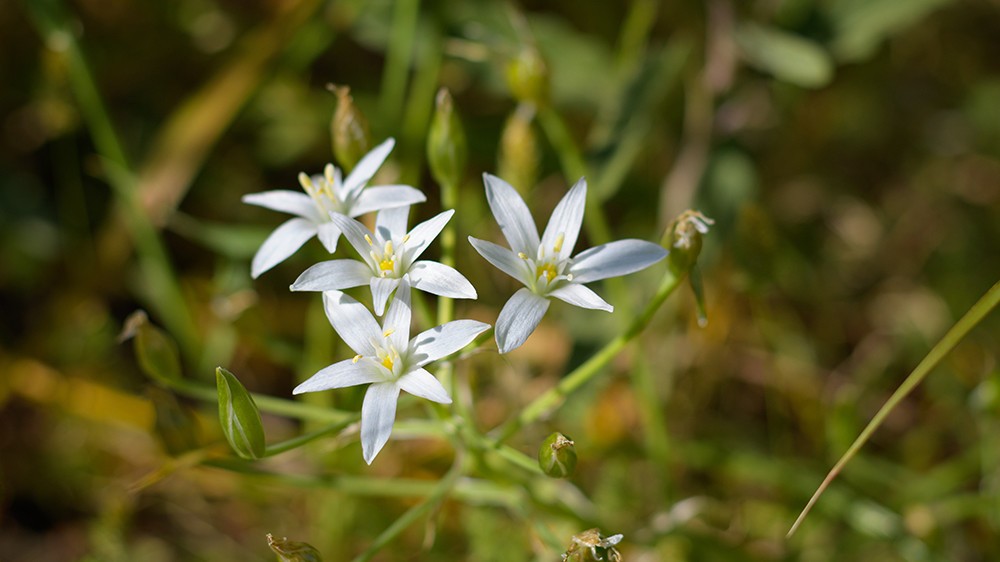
[736,24,833,88]
[5,0,1000,560]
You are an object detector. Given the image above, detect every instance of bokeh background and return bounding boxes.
[2,0,1000,560]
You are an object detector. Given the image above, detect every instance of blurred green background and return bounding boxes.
[2,0,1000,560]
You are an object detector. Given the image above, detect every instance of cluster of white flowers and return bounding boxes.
[245,140,668,463]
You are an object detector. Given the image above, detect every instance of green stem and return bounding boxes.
[165,378,353,423]
[263,419,358,457]
[787,278,1000,538]
[494,266,684,442]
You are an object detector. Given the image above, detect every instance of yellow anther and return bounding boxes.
[298,172,313,189]
[384,240,393,255]
[381,356,394,370]
[382,328,395,338]
[352,354,362,364]
[537,263,558,282]
[324,164,336,184]
[553,233,565,253]
[517,252,528,259]
[364,234,374,246]
[379,259,395,272]
[401,234,410,244]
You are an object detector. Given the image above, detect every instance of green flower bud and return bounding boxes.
[662,210,714,276]
[216,367,266,459]
[538,432,577,478]
[122,310,182,385]
[427,88,467,189]
[562,528,623,562]
[498,103,539,194]
[267,534,322,562]
[506,46,550,106]
[330,85,371,172]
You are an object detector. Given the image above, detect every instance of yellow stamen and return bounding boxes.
[352,354,362,364]
[517,252,528,259]
[379,259,395,273]
[401,234,410,244]
[382,328,395,338]
[384,240,393,255]
[553,233,565,253]
[298,172,313,190]
[324,164,336,184]
[381,356,394,370]
[364,234,374,246]
[537,263,558,282]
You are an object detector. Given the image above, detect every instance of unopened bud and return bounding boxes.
[216,367,266,459]
[427,88,467,189]
[498,103,539,193]
[663,210,714,275]
[329,85,371,172]
[267,534,322,562]
[506,46,549,106]
[562,528,623,562]
[538,432,577,478]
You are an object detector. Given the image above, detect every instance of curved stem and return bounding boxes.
[493,266,683,442]
[787,278,1000,538]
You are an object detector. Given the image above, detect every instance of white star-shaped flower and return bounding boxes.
[468,174,668,353]
[293,276,490,464]
[243,139,426,278]
[290,206,477,315]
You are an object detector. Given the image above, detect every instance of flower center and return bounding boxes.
[370,328,403,377]
[517,232,573,293]
[299,165,345,218]
[381,355,394,370]
[537,262,559,282]
[365,234,410,278]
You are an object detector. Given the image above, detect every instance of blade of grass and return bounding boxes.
[787,278,1000,537]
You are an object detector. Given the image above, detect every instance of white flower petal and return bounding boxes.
[328,213,377,269]
[316,221,342,253]
[408,261,477,299]
[398,368,451,404]
[411,320,491,366]
[540,177,586,261]
[242,190,319,220]
[370,276,401,317]
[322,290,381,356]
[468,236,531,285]
[569,239,668,283]
[403,209,453,263]
[361,382,400,464]
[548,283,613,312]
[342,138,395,198]
[483,173,540,255]
[382,275,411,348]
[375,206,410,241]
[250,217,317,278]
[351,186,426,217]
[291,260,371,292]
[495,288,550,354]
[293,359,385,394]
